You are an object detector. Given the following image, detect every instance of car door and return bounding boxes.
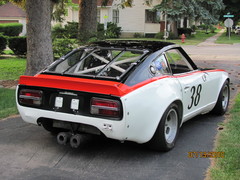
[165,48,210,122]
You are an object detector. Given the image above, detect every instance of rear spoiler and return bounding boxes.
[19,74,128,97]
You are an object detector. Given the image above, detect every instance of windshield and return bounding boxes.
[46,47,146,79]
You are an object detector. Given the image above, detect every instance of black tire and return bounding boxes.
[211,80,230,116]
[148,103,180,152]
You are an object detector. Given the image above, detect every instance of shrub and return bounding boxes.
[134,33,144,38]
[210,25,217,33]
[154,32,164,39]
[177,28,193,36]
[64,22,78,38]
[97,22,122,39]
[0,34,7,54]
[52,24,67,39]
[168,32,176,40]
[8,36,27,55]
[191,25,197,32]
[0,23,23,36]
[145,33,156,38]
[52,22,79,39]
[53,37,78,58]
[154,32,176,40]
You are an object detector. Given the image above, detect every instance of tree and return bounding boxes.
[154,0,225,36]
[222,0,240,24]
[0,0,8,6]
[25,0,54,75]
[3,0,64,75]
[78,0,97,42]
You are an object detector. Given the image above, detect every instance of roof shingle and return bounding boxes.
[0,2,26,18]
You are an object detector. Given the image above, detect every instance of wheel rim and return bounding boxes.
[222,85,229,110]
[164,108,178,144]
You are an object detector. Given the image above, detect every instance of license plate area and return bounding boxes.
[51,92,84,114]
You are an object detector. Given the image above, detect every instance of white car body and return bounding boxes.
[16,41,230,151]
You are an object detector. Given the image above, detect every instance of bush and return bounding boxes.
[177,28,193,36]
[64,22,78,38]
[8,36,27,55]
[0,34,7,54]
[52,24,67,39]
[154,32,164,39]
[52,22,78,39]
[0,23,23,36]
[210,25,217,33]
[168,32,177,40]
[53,37,78,58]
[154,32,176,40]
[97,22,122,39]
[134,33,144,38]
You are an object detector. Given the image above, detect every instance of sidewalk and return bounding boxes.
[197,29,225,46]
[183,30,240,61]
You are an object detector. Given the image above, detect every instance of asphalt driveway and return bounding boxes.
[0,42,239,180]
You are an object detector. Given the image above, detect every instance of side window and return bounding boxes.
[149,54,170,76]
[51,51,83,73]
[165,49,193,74]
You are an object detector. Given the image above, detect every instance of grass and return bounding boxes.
[3,49,14,55]
[0,57,26,80]
[209,93,240,180]
[0,88,18,119]
[215,31,240,44]
[109,30,219,45]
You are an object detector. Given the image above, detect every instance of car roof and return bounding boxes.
[89,40,175,52]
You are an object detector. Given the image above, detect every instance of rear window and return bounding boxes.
[47,48,145,79]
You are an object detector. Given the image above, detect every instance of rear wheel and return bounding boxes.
[211,80,230,115]
[148,103,180,151]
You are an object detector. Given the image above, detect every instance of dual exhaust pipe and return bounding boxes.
[57,132,82,148]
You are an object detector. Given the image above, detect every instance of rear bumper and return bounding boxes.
[17,103,129,142]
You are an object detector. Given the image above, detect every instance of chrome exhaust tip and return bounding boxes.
[70,134,82,148]
[57,132,71,145]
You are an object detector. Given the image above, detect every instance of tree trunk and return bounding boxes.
[172,21,178,38]
[78,0,97,42]
[25,0,53,76]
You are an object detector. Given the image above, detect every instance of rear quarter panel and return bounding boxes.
[121,77,182,143]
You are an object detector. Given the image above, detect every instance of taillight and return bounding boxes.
[19,89,43,106]
[90,97,121,118]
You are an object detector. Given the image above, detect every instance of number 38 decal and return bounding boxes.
[188,84,202,109]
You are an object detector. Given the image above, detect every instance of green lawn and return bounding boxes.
[3,49,14,55]
[0,88,18,119]
[209,93,240,180]
[0,57,26,80]
[109,30,219,45]
[215,31,240,44]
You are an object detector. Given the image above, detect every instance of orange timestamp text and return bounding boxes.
[188,151,225,158]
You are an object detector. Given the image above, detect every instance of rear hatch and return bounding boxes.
[17,74,126,120]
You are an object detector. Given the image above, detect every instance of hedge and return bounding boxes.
[177,28,193,36]
[0,23,23,36]
[8,36,27,55]
[0,34,7,54]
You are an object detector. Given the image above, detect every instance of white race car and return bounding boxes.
[16,41,230,151]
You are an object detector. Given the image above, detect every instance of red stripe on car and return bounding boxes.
[19,69,226,97]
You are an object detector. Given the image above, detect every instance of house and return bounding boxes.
[66,0,165,38]
[0,2,26,36]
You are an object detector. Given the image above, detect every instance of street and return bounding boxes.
[0,42,239,180]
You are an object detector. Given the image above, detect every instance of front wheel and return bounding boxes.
[211,80,230,115]
[148,103,180,152]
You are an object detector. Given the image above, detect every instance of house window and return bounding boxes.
[112,9,119,24]
[97,9,101,23]
[145,10,159,23]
